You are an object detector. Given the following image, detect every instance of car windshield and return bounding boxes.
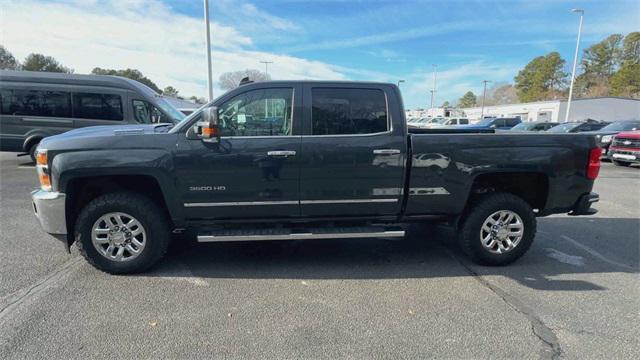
[510,123,534,130]
[600,121,640,132]
[155,97,187,124]
[547,123,578,133]
[476,118,496,126]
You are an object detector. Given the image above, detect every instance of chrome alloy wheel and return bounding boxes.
[479,210,524,254]
[91,212,146,262]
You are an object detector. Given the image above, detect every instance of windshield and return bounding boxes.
[547,123,578,133]
[154,97,187,124]
[600,121,640,132]
[511,122,534,131]
[476,118,496,126]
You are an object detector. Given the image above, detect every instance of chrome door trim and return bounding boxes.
[267,150,297,157]
[373,149,401,155]
[23,117,73,124]
[184,198,398,207]
[184,200,299,207]
[300,198,398,205]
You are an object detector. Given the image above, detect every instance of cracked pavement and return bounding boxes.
[1,152,638,359]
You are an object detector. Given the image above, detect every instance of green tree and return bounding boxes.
[0,45,20,70]
[458,91,477,108]
[621,32,640,65]
[610,63,640,98]
[514,52,567,102]
[219,69,271,90]
[442,100,450,107]
[91,67,161,93]
[162,86,179,97]
[22,53,72,73]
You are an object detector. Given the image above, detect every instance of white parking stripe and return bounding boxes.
[560,235,636,271]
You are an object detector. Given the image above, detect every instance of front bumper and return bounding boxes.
[569,192,599,216]
[31,190,67,235]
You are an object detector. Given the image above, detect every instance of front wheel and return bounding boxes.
[75,192,170,274]
[458,192,536,266]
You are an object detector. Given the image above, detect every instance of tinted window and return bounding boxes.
[217,88,293,136]
[73,93,123,120]
[459,118,469,124]
[311,88,387,135]
[506,118,520,126]
[0,89,71,117]
[132,99,170,124]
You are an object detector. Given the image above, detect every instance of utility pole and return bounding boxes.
[260,61,273,77]
[203,0,213,102]
[480,80,491,120]
[431,64,437,109]
[565,9,584,123]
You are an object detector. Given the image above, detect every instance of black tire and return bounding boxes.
[28,142,39,163]
[75,192,170,274]
[458,192,536,266]
[613,160,631,167]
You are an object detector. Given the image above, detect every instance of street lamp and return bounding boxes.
[397,80,405,87]
[203,0,213,101]
[480,80,491,120]
[260,61,273,77]
[430,64,437,108]
[565,8,584,123]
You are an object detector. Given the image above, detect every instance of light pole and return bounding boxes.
[203,0,213,101]
[260,61,273,77]
[480,80,491,120]
[430,64,437,109]
[397,80,405,87]
[565,9,584,123]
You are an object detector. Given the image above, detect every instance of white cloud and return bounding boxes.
[1,0,343,97]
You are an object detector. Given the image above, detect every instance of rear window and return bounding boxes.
[73,93,123,120]
[0,89,71,117]
[311,88,388,135]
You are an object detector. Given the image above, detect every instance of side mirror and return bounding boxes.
[196,106,220,143]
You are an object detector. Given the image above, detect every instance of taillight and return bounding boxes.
[587,147,601,180]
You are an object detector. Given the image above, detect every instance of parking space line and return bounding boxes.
[560,235,636,271]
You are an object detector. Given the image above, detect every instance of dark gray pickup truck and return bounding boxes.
[31,81,601,274]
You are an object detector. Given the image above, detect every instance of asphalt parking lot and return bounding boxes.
[0,152,638,359]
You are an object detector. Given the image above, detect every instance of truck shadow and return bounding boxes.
[147,217,638,292]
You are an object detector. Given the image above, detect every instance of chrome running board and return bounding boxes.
[197,226,405,242]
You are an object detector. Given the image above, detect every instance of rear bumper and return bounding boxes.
[31,190,67,235]
[569,192,599,216]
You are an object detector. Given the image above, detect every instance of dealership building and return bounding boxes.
[460,97,640,123]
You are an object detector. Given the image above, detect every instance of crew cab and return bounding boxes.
[31,81,601,274]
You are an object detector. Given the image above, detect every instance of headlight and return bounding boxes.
[35,149,51,191]
[601,135,613,144]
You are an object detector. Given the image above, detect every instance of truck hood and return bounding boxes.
[615,131,640,139]
[39,124,176,152]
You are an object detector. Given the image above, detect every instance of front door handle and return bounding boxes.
[373,149,401,155]
[267,150,297,157]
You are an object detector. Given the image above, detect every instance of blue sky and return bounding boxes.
[3,0,638,108]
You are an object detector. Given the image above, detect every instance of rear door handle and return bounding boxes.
[267,150,297,157]
[373,149,401,155]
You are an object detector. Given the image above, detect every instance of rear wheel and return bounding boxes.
[28,142,39,163]
[458,192,536,266]
[613,160,631,167]
[75,192,170,274]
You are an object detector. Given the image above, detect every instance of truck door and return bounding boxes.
[176,85,302,219]
[298,85,406,217]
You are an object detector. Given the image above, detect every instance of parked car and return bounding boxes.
[546,120,609,134]
[463,117,522,130]
[510,121,558,132]
[0,70,186,161]
[32,80,601,274]
[587,120,640,160]
[608,131,640,167]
